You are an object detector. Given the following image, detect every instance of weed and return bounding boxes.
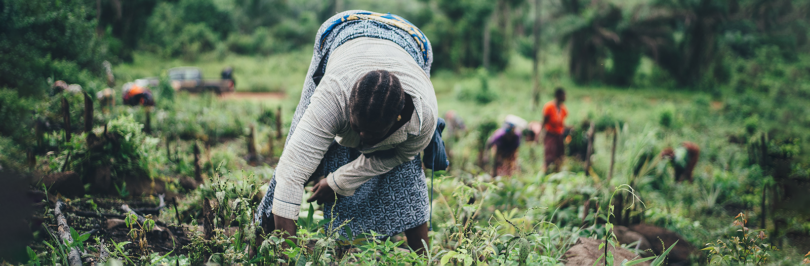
[703,212,777,265]
[114,182,129,198]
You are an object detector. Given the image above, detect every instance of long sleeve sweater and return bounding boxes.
[272,37,438,220]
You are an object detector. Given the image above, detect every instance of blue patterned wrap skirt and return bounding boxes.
[255,10,433,239]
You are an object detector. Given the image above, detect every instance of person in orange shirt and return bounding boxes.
[122,82,155,106]
[542,88,568,172]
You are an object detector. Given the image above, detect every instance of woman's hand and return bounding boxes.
[273,214,297,238]
[307,178,336,205]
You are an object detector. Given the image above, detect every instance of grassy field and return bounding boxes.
[26,46,809,265]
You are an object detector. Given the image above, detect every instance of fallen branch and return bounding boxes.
[131,194,166,215]
[55,201,83,266]
[69,210,170,228]
[98,239,109,262]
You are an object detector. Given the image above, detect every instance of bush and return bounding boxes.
[144,1,224,60]
[49,115,158,185]
[0,89,34,142]
[0,0,106,96]
[177,23,221,61]
[175,0,232,38]
[455,69,498,104]
[0,136,26,171]
[659,106,675,128]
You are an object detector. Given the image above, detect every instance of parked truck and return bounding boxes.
[168,67,235,94]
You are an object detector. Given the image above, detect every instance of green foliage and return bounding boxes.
[151,93,248,140]
[658,106,675,128]
[455,69,499,104]
[0,89,35,169]
[0,0,106,96]
[703,213,777,265]
[176,0,232,38]
[51,115,158,184]
[424,0,511,71]
[144,2,222,60]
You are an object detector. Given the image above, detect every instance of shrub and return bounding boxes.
[0,0,106,96]
[659,106,675,128]
[0,89,34,142]
[703,213,776,265]
[53,115,158,182]
[455,69,498,104]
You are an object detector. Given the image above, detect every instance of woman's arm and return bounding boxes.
[271,83,344,221]
[325,116,435,197]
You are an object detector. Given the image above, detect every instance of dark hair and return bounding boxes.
[349,70,405,128]
[554,87,565,98]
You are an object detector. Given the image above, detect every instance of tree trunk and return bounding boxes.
[760,184,766,229]
[248,124,256,155]
[531,0,542,110]
[203,198,214,240]
[276,106,283,140]
[615,193,624,226]
[144,108,151,134]
[268,132,274,159]
[165,138,172,163]
[95,0,102,35]
[62,97,71,142]
[55,201,83,266]
[483,20,491,71]
[584,121,595,175]
[194,143,202,183]
[607,129,618,184]
[247,124,257,165]
[84,92,93,132]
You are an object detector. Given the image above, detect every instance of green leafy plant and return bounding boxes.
[125,213,156,256]
[114,182,130,198]
[110,239,138,265]
[703,213,777,265]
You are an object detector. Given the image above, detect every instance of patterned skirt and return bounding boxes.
[544,132,565,166]
[255,10,433,238]
[495,149,519,177]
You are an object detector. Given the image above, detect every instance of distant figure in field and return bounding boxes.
[96,88,116,113]
[103,60,115,87]
[542,88,568,172]
[122,82,155,106]
[221,66,235,89]
[524,121,543,143]
[50,80,82,95]
[444,110,466,140]
[660,142,700,183]
[487,115,526,177]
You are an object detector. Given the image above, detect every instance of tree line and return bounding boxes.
[3,0,810,96]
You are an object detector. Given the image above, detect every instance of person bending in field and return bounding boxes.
[542,88,568,173]
[487,121,521,177]
[122,82,155,106]
[96,88,116,113]
[660,142,700,183]
[255,10,439,254]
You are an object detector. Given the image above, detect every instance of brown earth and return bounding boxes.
[629,224,699,265]
[563,237,650,266]
[612,225,652,252]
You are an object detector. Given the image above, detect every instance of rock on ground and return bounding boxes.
[41,171,85,198]
[629,224,698,265]
[612,225,652,253]
[563,237,650,266]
